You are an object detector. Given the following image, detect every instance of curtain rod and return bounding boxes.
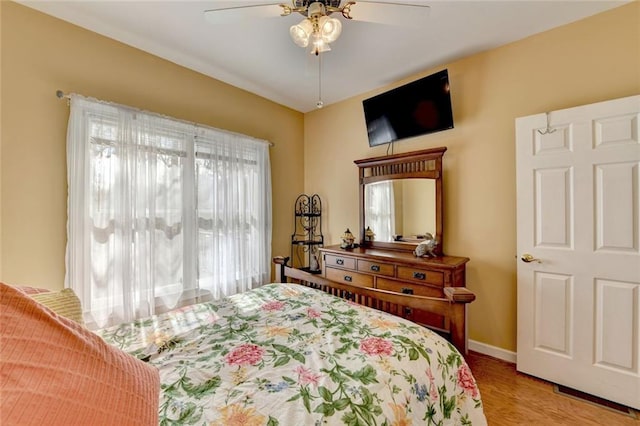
[55,90,275,147]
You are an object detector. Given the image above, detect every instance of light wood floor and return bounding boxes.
[465,351,639,425]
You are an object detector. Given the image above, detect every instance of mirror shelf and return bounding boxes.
[355,147,446,255]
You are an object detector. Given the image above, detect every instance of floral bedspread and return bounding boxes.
[98,283,486,425]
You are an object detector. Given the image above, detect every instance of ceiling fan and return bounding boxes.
[204,1,431,55]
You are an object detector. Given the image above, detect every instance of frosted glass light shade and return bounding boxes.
[318,16,342,43]
[311,32,331,54]
[290,19,314,47]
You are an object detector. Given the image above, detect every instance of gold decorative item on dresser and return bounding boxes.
[318,147,476,353]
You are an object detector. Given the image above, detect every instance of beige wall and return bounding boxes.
[304,2,640,352]
[0,1,304,289]
[0,0,4,279]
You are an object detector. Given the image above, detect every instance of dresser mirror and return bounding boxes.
[355,147,445,255]
[364,179,436,242]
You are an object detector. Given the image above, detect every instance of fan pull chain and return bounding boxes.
[316,53,324,109]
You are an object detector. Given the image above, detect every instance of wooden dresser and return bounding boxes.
[319,245,470,331]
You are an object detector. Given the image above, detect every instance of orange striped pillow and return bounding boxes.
[0,282,160,426]
[12,285,51,295]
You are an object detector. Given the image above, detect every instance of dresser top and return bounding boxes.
[320,245,469,269]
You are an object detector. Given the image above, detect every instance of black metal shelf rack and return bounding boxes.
[290,194,323,273]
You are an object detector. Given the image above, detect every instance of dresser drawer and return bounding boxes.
[357,259,395,277]
[325,267,374,288]
[397,266,444,286]
[324,254,356,270]
[376,278,443,298]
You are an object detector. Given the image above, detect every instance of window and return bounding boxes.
[66,96,271,328]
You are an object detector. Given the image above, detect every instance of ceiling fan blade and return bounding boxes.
[347,1,431,26]
[204,3,283,25]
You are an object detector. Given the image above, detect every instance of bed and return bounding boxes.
[1,259,485,425]
[94,260,486,425]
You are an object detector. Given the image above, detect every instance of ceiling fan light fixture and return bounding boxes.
[318,16,342,43]
[290,19,314,47]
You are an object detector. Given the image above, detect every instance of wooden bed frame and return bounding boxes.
[274,256,475,355]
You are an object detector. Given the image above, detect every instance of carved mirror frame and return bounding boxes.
[355,146,446,255]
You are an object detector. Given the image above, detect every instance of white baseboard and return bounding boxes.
[468,339,517,364]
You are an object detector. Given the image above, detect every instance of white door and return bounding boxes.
[516,95,640,410]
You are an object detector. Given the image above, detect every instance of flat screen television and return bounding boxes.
[363,69,454,147]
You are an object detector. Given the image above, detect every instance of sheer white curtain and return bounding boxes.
[194,131,272,300]
[66,95,271,328]
[365,181,396,242]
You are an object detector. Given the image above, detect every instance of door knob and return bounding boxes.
[521,253,541,263]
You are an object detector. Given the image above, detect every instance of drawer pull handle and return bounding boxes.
[401,287,414,295]
[370,265,380,272]
[344,275,352,282]
[413,272,426,280]
[336,259,344,265]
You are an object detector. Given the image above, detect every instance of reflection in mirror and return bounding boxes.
[364,179,436,243]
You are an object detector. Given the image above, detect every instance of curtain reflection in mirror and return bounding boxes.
[365,181,395,242]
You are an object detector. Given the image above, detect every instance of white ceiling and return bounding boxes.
[20,0,628,113]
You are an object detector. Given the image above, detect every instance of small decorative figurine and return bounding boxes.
[413,233,438,258]
[364,226,375,242]
[340,228,356,249]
